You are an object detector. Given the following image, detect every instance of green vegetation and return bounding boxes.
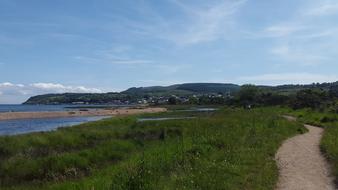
[23,82,338,107]
[230,83,338,110]
[0,107,305,190]
[23,83,241,105]
[122,83,240,96]
[15,80,338,190]
[23,93,131,105]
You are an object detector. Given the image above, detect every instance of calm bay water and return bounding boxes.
[0,104,113,136]
[0,116,109,136]
[0,104,127,113]
[137,117,196,122]
[0,104,74,112]
[0,105,217,136]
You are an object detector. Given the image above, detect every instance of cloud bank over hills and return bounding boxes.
[0,82,102,104]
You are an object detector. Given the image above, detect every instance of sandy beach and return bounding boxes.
[0,107,167,121]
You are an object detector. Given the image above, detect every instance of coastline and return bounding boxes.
[0,107,167,121]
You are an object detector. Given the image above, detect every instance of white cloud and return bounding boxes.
[0,82,104,103]
[238,73,338,85]
[270,45,328,66]
[152,64,190,74]
[258,1,338,67]
[263,24,305,38]
[137,79,188,87]
[0,82,24,88]
[29,83,102,93]
[122,0,247,46]
[168,0,247,45]
[74,45,153,66]
[109,59,153,65]
[305,2,338,16]
[75,55,154,67]
[0,82,13,87]
[295,28,338,39]
[74,45,188,74]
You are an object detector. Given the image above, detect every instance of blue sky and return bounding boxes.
[1,0,338,103]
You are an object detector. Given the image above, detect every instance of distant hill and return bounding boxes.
[23,82,338,105]
[23,83,240,104]
[23,92,127,105]
[122,83,240,96]
[259,82,338,95]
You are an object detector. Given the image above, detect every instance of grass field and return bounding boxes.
[0,107,305,190]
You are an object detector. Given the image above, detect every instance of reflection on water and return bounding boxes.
[0,116,109,136]
[137,107,217,122]
[178,108,219,112]
[137,117,196,122]
[0,104,125,113]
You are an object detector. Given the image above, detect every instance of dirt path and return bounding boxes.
[275,123,336,190]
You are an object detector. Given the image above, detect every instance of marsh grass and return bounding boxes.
[0,107,304,190]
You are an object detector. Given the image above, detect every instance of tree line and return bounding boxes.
[167,84,338,112]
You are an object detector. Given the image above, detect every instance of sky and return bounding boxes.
[1,0,338,103]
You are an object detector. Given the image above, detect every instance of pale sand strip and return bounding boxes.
[0,107,167,121]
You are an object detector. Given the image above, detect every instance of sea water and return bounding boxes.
[0,116,109,136]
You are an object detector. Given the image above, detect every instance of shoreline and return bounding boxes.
[0,107,167,121]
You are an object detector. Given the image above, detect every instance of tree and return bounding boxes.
[259,92,289,106]
[168,96,177,105]
[289,89,328,109]
[236,85,260,106]
[329,84,338,98]
[188,96,199,104]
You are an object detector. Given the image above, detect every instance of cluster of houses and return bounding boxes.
[136,93,230,105]
[68,93,233,105]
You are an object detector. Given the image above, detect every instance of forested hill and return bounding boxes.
[122,83,240,96]
[23,83,241,104]
[261,81,338,95]
[23,93,127,105]
[23,82,338,105]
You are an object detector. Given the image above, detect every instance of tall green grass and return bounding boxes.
[0,107,305,190]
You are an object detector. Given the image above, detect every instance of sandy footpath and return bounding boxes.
[0,107,167,121]
[275,121,336,190]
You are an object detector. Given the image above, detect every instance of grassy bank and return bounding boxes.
[0,107,305,190]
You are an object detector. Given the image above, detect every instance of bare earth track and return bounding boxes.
[276,120,336,190]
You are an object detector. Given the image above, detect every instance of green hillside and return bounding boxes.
[122,83,240,95]
[23,82,338,105]
[23,83,241,105]
[23,93,129,105]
